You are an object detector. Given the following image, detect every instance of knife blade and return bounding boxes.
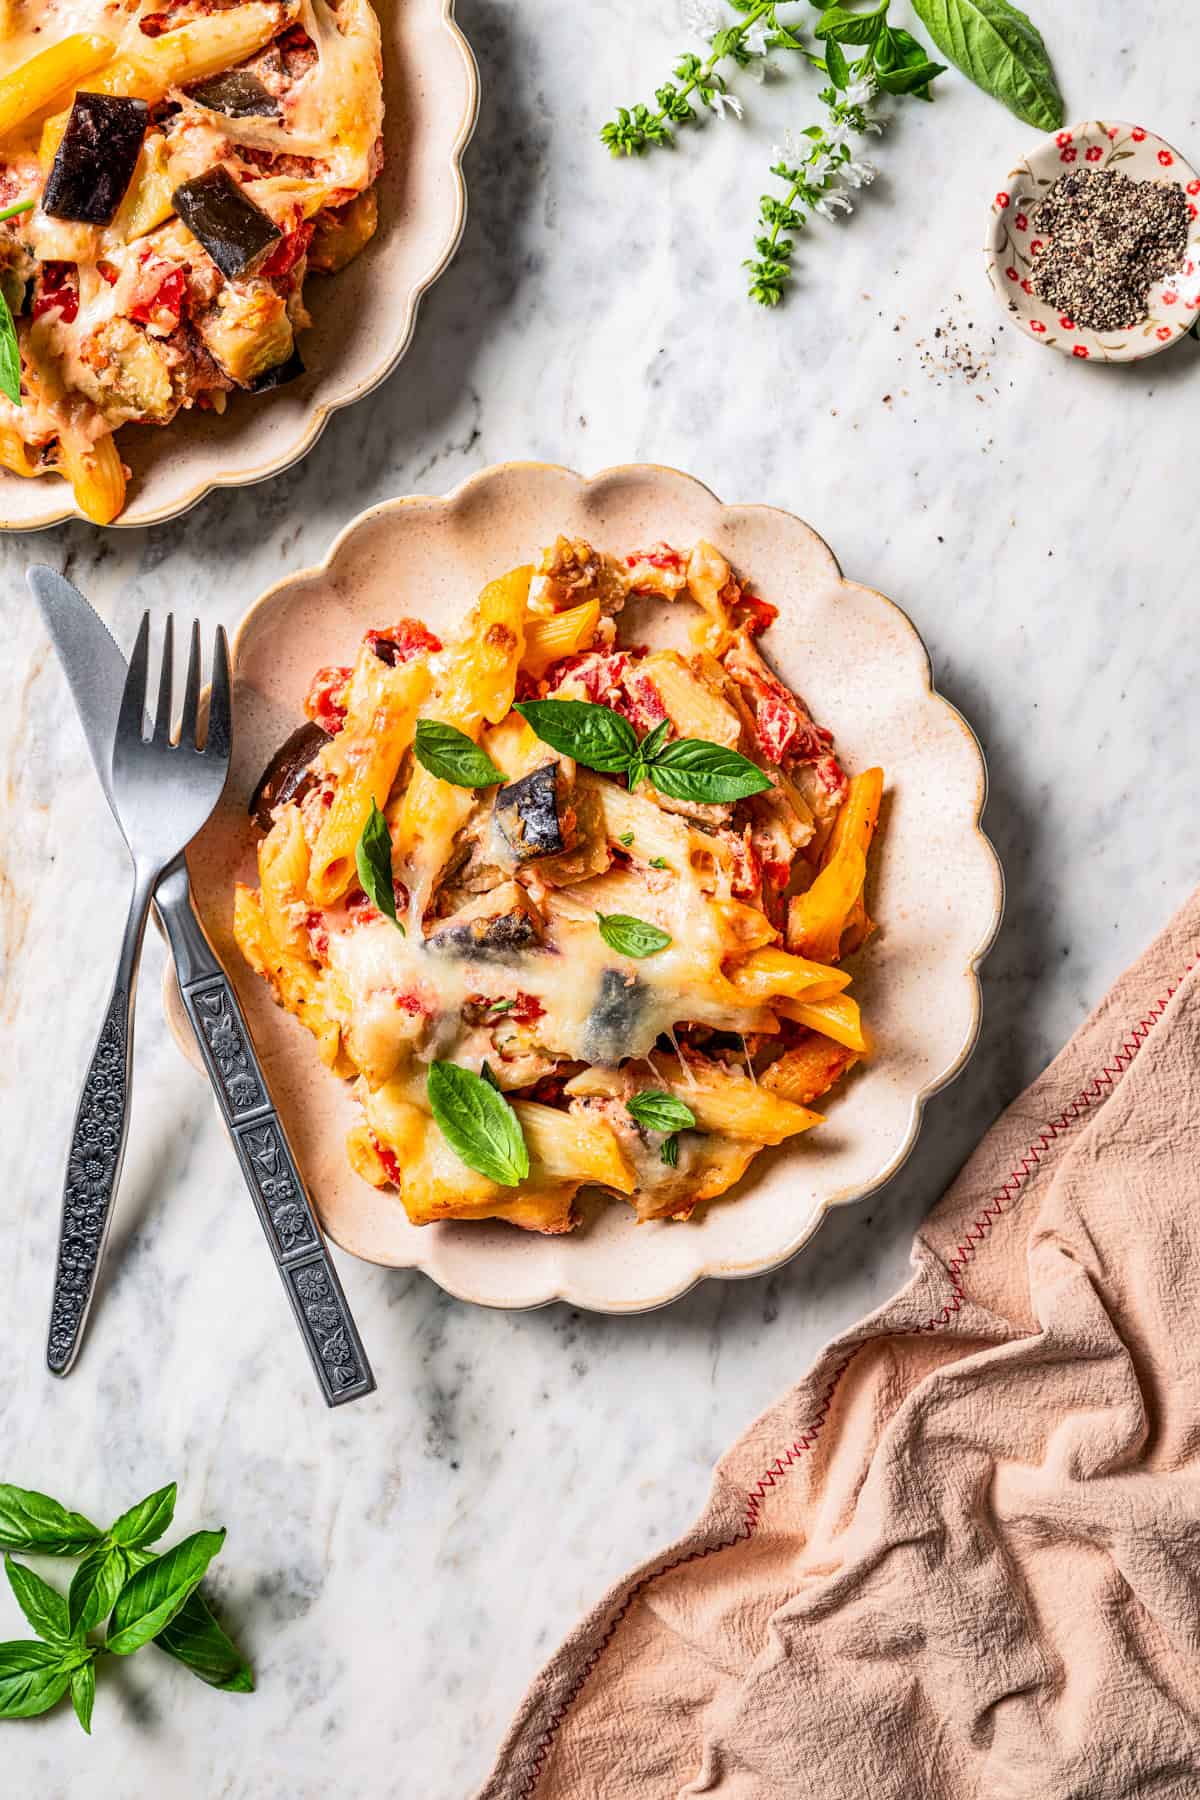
[27,565,126,820]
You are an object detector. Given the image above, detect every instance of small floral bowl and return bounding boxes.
[985,120,1200,363]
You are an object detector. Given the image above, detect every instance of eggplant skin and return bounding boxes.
[494,763,566,861]
[427,907,543,961]
[249,721,330,831]
[173,166,282,280]
[250,348,305,393]
[42,93,149,226]
[582,968,647,1065]
[187,71,281,119]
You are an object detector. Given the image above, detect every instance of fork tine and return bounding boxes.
[152,613,175,746]
[116,612,151,750]
[205,624,232,760]
[179,619,202,750]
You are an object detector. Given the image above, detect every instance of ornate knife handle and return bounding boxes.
[49,866,157,1377]
[155,865,375,1408]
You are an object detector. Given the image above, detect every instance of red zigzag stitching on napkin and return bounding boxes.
[515,960,1195,1798]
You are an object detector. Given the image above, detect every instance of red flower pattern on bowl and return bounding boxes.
[1072,345,1090,358]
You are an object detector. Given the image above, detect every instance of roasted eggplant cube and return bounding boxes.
[427,884,545,961]
[494,763,572,862]
[173,166,282,280]
[249,721,330,832]
[582,968,647,1065]
[42,93,149,226]
[187,71,281,119]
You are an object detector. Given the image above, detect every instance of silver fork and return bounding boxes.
[48,615,232,1377]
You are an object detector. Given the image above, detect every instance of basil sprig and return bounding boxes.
[596,912,672,958]
[0,198,34,408]
[428,1061,530,1187]
[515,697,771,805]
[626,1089,697,1168]
[910,0,1063,128]
[626,1090,696,1133]
[414,719,505,789]
[355,798,404,933]
[0,1480,252,1730]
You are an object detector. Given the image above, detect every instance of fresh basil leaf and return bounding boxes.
[109,1482,176,1550]
[823,34,850,87]
[596,913,672,958]
[414,719,505,790]
[875,56,947,94]
[479,1058,501,1091]
[427,1062,529,1187]
[486,997,516,1016]
[0,1485,102,1557]
[645,738,772,804]
[0,285,20,408]
[618,832,634,848]
[70,1659,95,1733]
[815,2,887,43]
[638,719,672,763]
[152,1589,253,1694]
[0,1641,74,1719]
[514,698,638,774]
[649,856,669,871]
[355,799,404,932]
[0,198,33,226]
[625,1090,697,1134]
[106,1530,225,1657]
[68,1546,128,1636]
[661,1133,680,1167]
[910,0,1063,128]
[4,1556,70,1645]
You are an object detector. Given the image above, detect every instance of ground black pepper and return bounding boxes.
[1029,167,1188,331]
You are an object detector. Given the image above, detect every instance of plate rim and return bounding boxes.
[1,0,481,532]
[164,460,1005,1313]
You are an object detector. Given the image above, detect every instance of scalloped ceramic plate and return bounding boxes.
[1,0,478,530]
[985,119,1200,363]
[163,463,1003,1313]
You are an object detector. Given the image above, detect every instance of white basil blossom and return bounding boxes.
[814,190,854,220]
[742,18,771,58]
[709,89,743,122]
[844,72,878,110]
[842,158,878,189]
[681,0,721,40]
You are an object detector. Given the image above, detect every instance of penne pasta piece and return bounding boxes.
[521,597,600,677]
[763,1035,858,1105]
[0,33,113,138]
[514,1101,636,1194]
[233,886,349,1072]
[778,992,868,1054]
[259,808,312,959]
[57,428,126,526]
[90,5,292,104]
[307,652,432,906]
[727,945,851,1003]
[0,426,37,476]
[636,650,743,748]
[787,843,866,965]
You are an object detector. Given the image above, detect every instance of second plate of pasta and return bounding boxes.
[166,462,1002,1312]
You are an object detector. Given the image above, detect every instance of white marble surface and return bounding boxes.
[2,1,1198,1792]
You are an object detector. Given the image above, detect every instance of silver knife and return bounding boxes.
[29,566,376,1406]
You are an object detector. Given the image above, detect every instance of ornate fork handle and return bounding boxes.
[49,865,157,1375]
[154,865,375,1407]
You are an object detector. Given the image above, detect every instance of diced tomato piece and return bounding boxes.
[623,670,667,733]
[260,220,314,282]
[625,545,684,572]
[365,620,442,666]
[509,992,545,1025]
[304,664,352,734]
[130,266,185,326]
[139,12,169,35]
[392,991,428,1016]
[96,260,119,287]
[736,593,778,636]
[304,909,330,961]
[370,1132,403,1186]
[346,891,383,927]
[33,262,78,323]
[757,693,799,764]
[814,754,849,801]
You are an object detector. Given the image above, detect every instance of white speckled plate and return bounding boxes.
[985,119,1200,363]
[1,0,478,530]
[163,462,1003,1313]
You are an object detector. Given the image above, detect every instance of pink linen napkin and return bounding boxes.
[481,891,1200,1800]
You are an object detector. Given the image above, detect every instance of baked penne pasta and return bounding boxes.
[236,536,886,1233]
[0,0,385,521]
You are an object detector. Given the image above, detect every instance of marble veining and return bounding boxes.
[2,0,1199,1792]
